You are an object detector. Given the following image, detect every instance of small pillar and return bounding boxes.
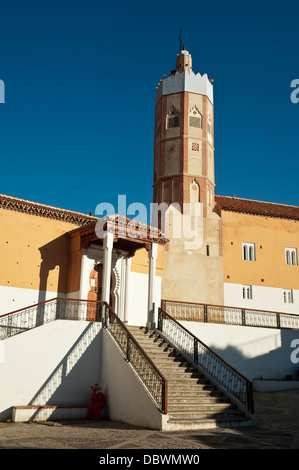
[147,243,158,330]
[124,257,132,323]
[102,231,113,322]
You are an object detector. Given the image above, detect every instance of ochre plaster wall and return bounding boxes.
[67,232,83,294]
[0,209,81,294]
[130,245,164,277]
[222,211,299,290]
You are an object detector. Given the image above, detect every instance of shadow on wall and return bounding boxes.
[27,322,103,421]
[38,234,71,305]
[206,328,299,381]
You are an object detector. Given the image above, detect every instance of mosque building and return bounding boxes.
[0,45,298,428]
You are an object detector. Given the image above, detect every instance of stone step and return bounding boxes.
[168,396,229,404]
[150,353,192,367]
[157,362,201,370]
[134,341,178,351]
[167,384,218,392]
[159,367,209,383]
[168,408,243,420]
[166,414,251,429]
[163,377,209,386]
[131,336,161,343]
[134,338,170,346]
[156,364,198,373]
[141,350,180,359]
[138,346,179,355]
[167,390,223,399]
[167,402,234,412]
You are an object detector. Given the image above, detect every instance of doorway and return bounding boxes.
[86,264,115,321]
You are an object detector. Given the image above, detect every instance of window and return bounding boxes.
[162,182,169,203]
[242,243,256,261]
[285,248,298,266]
[168,115,179,128]
[172,179,179,203]
[283,289,294,304]
[189,116,202,128]
[207,114,212,134]
[189,107,202,129]
[242,285,253,300]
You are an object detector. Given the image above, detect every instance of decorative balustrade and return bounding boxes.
[162,300,299,330]
[103,306,168,414]
[158,307,254,414]
[0,298,101,340]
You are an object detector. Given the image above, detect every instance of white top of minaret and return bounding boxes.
[156,48,213,105]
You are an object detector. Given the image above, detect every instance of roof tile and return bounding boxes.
[215,195,299,221]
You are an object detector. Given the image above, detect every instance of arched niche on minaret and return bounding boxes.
[189,105,202,130]
[172,179,179,203]
[207,113,213,144]
[166,104,180,130]
[190,180,200,204]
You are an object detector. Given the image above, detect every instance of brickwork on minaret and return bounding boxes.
[153,47,215,218]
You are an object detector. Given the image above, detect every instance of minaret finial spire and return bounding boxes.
[179,28,182,52]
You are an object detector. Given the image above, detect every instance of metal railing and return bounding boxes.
[162,299,299,330]
[158,307,254,414]
[0,297,105,341]
[103,306,168,414]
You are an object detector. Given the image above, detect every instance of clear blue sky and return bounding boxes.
[0,0,298,222]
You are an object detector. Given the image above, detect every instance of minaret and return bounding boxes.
[155,45,224,308]
[153,45,215,218]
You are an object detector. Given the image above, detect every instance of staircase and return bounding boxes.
[127,325,254,430]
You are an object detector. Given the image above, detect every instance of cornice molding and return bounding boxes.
[0,193,97,227]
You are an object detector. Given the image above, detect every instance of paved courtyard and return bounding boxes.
[0,390,299,452]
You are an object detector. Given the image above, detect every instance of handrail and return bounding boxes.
[0,297,103,319]
[0,297,106,340]
[158,307,254,414]
[0,297,60,319]
[162,299,299,330]
[103,304,168,414]
[162,298,298,317]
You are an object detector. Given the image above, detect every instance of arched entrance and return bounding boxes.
[86,264,116,321]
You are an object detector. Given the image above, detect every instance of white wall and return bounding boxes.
[224,282,299,314]
[100,329,165,430]
[0,285,65,316]
[179,320,299,382]
[0,320,102,421]
[125,271,148,326]
[126,271,162,327]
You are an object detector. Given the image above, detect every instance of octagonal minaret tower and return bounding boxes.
[153,45,215,218]
[154,45,224,308]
